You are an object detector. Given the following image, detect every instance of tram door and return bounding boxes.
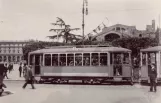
[112,53,123,77]
[147,52,157,77]
[34,54,41,75]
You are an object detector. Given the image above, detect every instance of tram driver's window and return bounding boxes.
[44,54,51,66]
[148,53,156,64]
[113,53,122,64]
[67,54,74,66]
[29,55,34,65]
[52,54,58,66]
[83,53,90,66]
[59,54,66,66]
[123,53,129,64]
[75,53,82,66]
[91,53,99,66]
[142,53,146,65]
[100,53,107,66]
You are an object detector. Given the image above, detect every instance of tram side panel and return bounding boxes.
[40,66,110,79]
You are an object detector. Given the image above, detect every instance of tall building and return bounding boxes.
[0,41,28,63]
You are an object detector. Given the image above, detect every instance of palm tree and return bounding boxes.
[48,17,82,44]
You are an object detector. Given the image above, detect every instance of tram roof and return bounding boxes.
[29,47,131,54]
[141,46,161,52]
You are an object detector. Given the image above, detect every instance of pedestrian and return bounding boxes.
[3,63,9,79]
[8,63,12,73]
[23,63,27,77]
[149,63,157,92]
[19,63,22,77]
[22,65,35,89]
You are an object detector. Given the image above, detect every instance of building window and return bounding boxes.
[139,34,142,37]
[116,27,120,31]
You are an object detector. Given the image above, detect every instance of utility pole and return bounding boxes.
[159,14,160,45]
[82,0,88,46]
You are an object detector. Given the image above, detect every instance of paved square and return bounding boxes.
[0,81,161,103]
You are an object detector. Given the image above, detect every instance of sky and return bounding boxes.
[0,0,161,41]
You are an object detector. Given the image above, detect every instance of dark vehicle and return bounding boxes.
[28,45,133,84]
[0,62,5,96]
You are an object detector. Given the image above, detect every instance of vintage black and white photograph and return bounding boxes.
[0,0,161,103]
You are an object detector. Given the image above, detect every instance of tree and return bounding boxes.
[48,17,82,44]
[112,37,158,57]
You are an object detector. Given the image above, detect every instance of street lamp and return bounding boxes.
[82,0,88,46]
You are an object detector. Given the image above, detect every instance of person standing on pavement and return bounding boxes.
[19,63,22,77]
[149,63,157,92]
[22,65,35,89]
[3,63,9,79]
[23,63,27,77]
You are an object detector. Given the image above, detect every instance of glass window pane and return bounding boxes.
[45,54,51,66]
[91,53,99,66]
[67,54,74,66]
[52,54,58,66]
[142,53,146,65]
[59,54,66,66]
[75,53,82,66]
[83,53,90,66]
[110,53,113,64]
[123,53,129,64]
[148,52,156,64]
[113,53,122,64]
[29,55,34,65]
[100,53,107,66]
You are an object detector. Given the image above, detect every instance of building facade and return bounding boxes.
[0,41,28,63]
[92,20,156,42]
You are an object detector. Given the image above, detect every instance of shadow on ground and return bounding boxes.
[0,91,14,97]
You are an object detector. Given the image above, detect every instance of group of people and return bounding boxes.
[3,62,14,79]
[0,62,35,95]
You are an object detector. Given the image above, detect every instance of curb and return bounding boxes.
[4,80,25,81]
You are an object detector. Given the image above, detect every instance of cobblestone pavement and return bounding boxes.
[0,81,161,103]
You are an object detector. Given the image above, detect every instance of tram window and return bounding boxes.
[67,54,74,66]
[83,53,90,66]
[91,53,99,66]
[29,55,34,65]
[114,65,122,76]
[59,54,66,66]
[110,53,113,64]
[52,54,58,66]
[123,53,129,64]
[148,53,156,64]
[44,54,51,66]
[75,53,82,66]
[100,53,107,66]
[142,53,146,65]
[113,53,122,64]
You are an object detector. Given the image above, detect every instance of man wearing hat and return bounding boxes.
[149,63,157,92]
[22,65,35,89]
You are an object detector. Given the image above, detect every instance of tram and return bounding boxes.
[140,46,161,83]
[28,46,133,84]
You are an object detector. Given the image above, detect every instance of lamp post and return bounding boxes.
[82,0,88,46]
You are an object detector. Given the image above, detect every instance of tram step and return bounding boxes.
[69,80,82,83]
